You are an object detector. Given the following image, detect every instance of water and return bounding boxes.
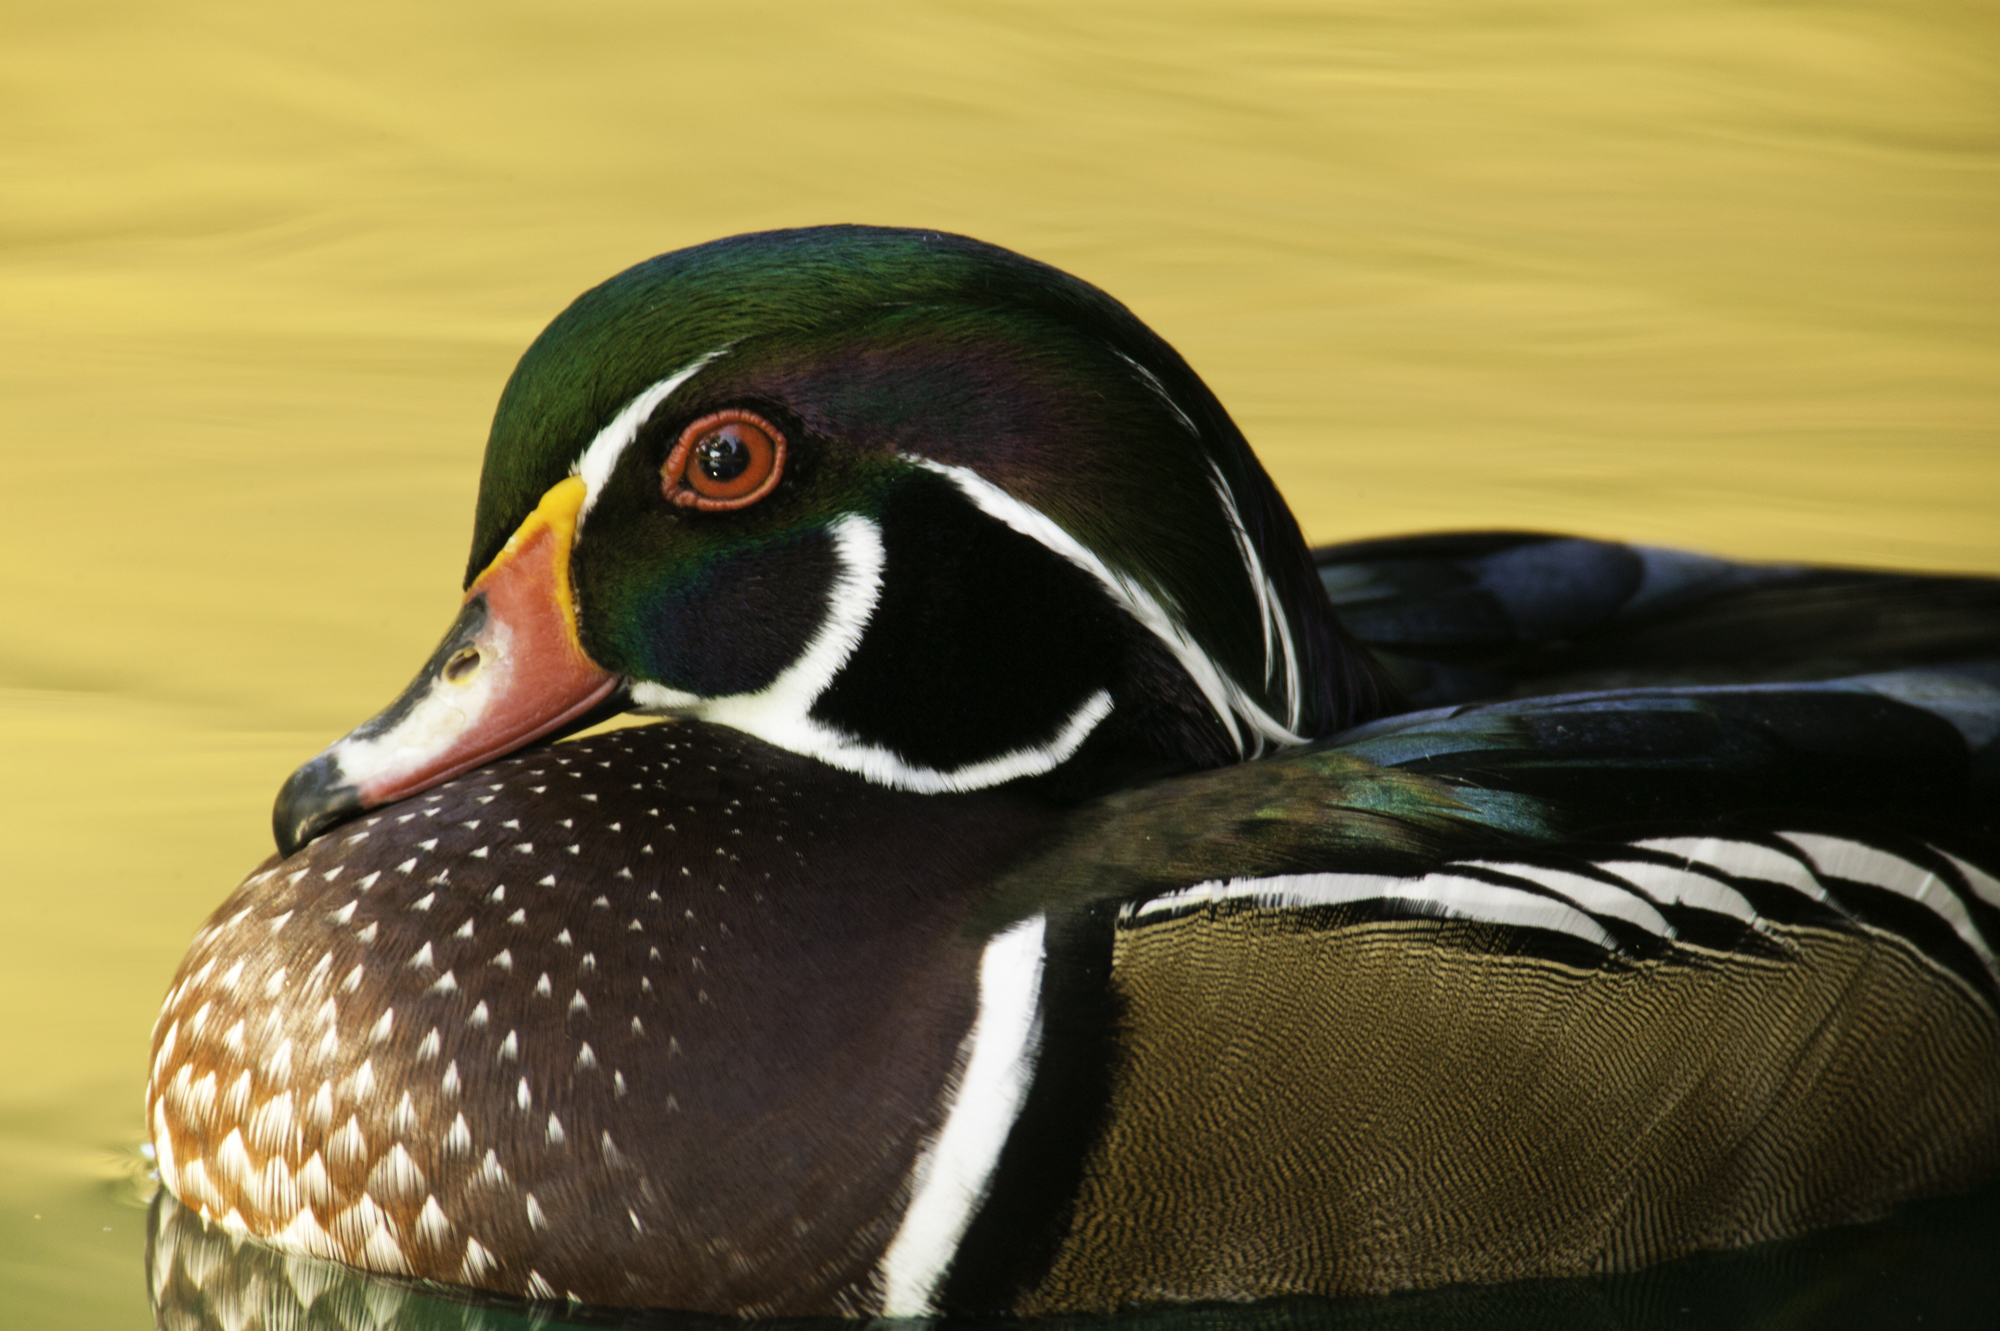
[2,2,1996,1326]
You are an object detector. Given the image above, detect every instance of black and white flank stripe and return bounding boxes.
[1126,832,2000,1003]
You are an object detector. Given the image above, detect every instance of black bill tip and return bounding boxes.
[273,754,363,858]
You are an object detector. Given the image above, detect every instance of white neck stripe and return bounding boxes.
[626,516,1115,793]
[768,689,1112,795]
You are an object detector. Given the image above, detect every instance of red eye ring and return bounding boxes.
[661,409,786,511]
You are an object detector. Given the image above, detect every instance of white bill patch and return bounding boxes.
[322,618,516,793]
[879,915,1048,1316]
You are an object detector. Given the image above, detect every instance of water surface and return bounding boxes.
[3,2,1996,1326]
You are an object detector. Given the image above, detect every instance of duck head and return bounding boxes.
[274,226,1398,855]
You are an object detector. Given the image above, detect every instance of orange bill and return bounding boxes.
[273,477,620,855]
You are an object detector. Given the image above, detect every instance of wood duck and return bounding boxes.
[146,226,2000,1319]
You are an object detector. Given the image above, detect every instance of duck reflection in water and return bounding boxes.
[146,1181,2000,1329]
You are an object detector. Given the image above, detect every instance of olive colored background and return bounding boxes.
[2,2,1995,1325]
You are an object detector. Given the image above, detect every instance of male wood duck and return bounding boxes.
[146,225,2000,1319]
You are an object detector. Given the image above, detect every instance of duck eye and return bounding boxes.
[696,433,750,483]
[662,410,786,510]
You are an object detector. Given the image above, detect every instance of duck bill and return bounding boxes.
[273,477,620,856]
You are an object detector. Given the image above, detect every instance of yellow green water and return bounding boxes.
[2,2,1995,1325]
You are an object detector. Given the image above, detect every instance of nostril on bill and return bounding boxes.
[443,647,482,683]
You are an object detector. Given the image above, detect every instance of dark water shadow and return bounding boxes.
[147,1182,2000,1331]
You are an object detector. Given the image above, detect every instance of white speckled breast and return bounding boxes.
[146,719,1059,1314]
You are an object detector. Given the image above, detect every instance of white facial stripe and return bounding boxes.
[626,516,1113,793]
[1780,833,1996,977]
[909,457,1304,757]
[878,914,1047,1316]
[1111,349,1199,437]
[1205,460,1302,732]
[1128,870,1618,950]
[572,349,730,523]
[1089,355,1308,735]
